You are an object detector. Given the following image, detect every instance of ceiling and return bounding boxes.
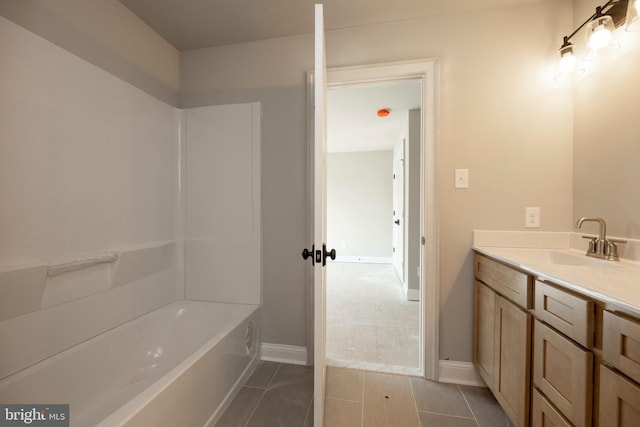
[328,80,421,153]
[119,0,544,51]
[118,0,540,153]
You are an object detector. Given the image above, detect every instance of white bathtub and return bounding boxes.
[0,300,261,427]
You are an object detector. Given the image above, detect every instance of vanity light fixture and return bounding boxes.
[556,0,630,75]
[586,6,616,51]
[626,0,640,31]
[558,37,578,74]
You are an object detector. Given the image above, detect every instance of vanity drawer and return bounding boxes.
[535,281,594,348]
[533,320,593,427]
[474,254,532,309]
[531,388,572,427]
[603,310,640,383]
[599,364,640,427]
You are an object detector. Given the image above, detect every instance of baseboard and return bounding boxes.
[438,360,486,387]
[333,256,392,264]
[407,288,419,301]
[261,343,308,365]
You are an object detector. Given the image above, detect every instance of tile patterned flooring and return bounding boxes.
[326,262,420,375]
[217,362,511,427]
[215,362,314,427]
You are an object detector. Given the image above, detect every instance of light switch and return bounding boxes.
[454,169,469,189]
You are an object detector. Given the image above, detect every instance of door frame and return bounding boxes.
[392,137,405,287]
[307,59,440,380]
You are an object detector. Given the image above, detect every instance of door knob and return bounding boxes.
[302,245,315,265]
[394,219,400,225]
[322,244,336,266]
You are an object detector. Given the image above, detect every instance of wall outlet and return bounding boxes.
[525,207,541,228]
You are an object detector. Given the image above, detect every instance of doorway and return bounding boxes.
[306,59,439,384]
[325,80,422,375]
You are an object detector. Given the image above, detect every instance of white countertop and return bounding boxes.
[473,246,640,317]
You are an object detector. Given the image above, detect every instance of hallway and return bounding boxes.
[326,262,420,375]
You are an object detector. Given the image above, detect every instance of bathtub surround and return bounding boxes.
[0,14,263,426]
[0,0,180,106]
[185,104,262,305]
[0,15,182,380]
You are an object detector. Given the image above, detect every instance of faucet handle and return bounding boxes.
[606,241,621,261]
[582,235,597,254]
[608,238,627,244]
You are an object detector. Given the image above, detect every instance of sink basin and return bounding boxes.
[545,251,617,267]
[492,248,623,268]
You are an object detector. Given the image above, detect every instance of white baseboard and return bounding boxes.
[407,288,419,301]
[261,343,308,365]
[333,256,392,264]
[438,360,486,387]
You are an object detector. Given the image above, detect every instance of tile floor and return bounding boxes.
[216,362,512,427]
[215,362,314,427]
[326,262,420,375]
[324,366,513,427]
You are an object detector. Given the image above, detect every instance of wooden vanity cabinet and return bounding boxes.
[599,365,640,426]
[532,388,572,427]
[474,255,532,427]
[495,294,532,427]
[474,280,495,386]
[533,320,593,426]
[532,280,595,427]
[600,310,640,426]
[475,251,640,427]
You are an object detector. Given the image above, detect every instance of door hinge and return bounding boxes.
[421,236,426,245]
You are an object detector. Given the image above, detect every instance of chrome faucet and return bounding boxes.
[575,217,626,261]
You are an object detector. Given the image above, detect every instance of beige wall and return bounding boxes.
[572,0,640,238]
[181,0,574,361]
[0,0,180,105]
[327,151,393,259]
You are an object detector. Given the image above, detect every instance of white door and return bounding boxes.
[313,4,328,426]
[392,138,405,283]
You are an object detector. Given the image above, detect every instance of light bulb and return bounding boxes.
[559,51,577,74]
[589,23,612,50]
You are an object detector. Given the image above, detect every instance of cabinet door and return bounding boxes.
[475,254,532,309]
[474,280,495,388]
[535,281,594,348]
[494,295,531,427]
[603,311,640,384]
[533,321,593,426]
[599,365,640,427]
[532,388,572,427]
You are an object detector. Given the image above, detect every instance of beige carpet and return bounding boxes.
[326,262,420,375]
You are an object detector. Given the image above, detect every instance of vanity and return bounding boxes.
[473,231,640,427]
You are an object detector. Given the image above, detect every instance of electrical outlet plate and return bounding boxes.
[525,207,540,228]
